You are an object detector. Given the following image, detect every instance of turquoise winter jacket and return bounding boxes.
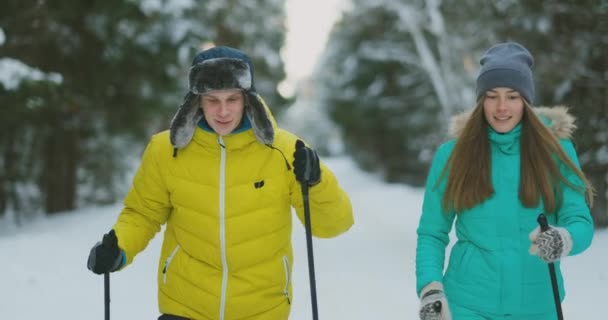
[416,106,593,316]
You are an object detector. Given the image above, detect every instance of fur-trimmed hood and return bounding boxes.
[449,105,576,139]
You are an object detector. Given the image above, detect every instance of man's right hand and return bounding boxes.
[87,229,124,274]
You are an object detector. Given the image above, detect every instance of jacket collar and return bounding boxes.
[449,105,576,139]
[191,125,259,152]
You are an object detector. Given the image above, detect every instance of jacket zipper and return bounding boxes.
[218,136,228,320]
[283,256,291,304]
[162,245,180,284]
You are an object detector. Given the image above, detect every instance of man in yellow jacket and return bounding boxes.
[87,46,354,320]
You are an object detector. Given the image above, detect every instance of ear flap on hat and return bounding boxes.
[245,92,274,145]
[170,92,203,149]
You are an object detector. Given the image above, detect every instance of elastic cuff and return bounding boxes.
[114,250,127,271]
[556,227,573,257]
[420,281,444,298]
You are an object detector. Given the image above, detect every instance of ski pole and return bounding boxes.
[301,182,319,320]
[104,272,110,320]
[297,142,319,320]
[537,213,564,320]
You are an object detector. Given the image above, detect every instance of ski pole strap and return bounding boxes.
[537,213,550,232]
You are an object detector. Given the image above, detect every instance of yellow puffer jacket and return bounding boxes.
[113,122,353,319]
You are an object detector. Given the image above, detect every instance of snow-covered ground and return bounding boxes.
[1,156,606,319]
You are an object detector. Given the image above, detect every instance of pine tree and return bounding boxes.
[317,0,461,185]
[443,0,608,226]
[185,0,290,113]
[0,0,288,221]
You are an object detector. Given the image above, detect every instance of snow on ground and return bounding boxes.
[1,156,606,319]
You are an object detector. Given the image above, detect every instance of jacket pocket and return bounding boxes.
[163,245,180,284]
[282,256,291,304]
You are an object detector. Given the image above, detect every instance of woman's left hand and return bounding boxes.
[529,226,573,263]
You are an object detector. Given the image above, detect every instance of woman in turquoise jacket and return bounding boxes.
[416,42,594,320]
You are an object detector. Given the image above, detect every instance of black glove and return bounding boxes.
[87,229,124,274]
[293,139,321,186]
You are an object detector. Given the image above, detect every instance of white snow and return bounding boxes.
[139,0,194,16]
[1,156,606,319]
[0,58,63,91]
[393,2,451,121]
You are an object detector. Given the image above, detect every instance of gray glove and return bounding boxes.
[529,226,573,263]
[419,282,451,320]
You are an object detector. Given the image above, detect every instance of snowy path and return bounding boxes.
[1,157,605,319]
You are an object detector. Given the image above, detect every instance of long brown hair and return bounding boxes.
[437,99,594,214]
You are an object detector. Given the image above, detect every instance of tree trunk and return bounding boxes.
[0,128,19,222]
[0,173,6,218]
[42,116,79,214]
[586,166,608,228]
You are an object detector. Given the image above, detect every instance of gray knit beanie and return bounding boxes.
[476,42,535,103]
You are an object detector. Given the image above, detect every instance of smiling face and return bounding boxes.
[200,89,245,135]
[482,87,525,133]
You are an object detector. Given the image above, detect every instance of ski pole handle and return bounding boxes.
[537,213,549,232]
[432,300,442,313]
[295,140,313,183]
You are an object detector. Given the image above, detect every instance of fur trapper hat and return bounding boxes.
[169,46,274,150]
